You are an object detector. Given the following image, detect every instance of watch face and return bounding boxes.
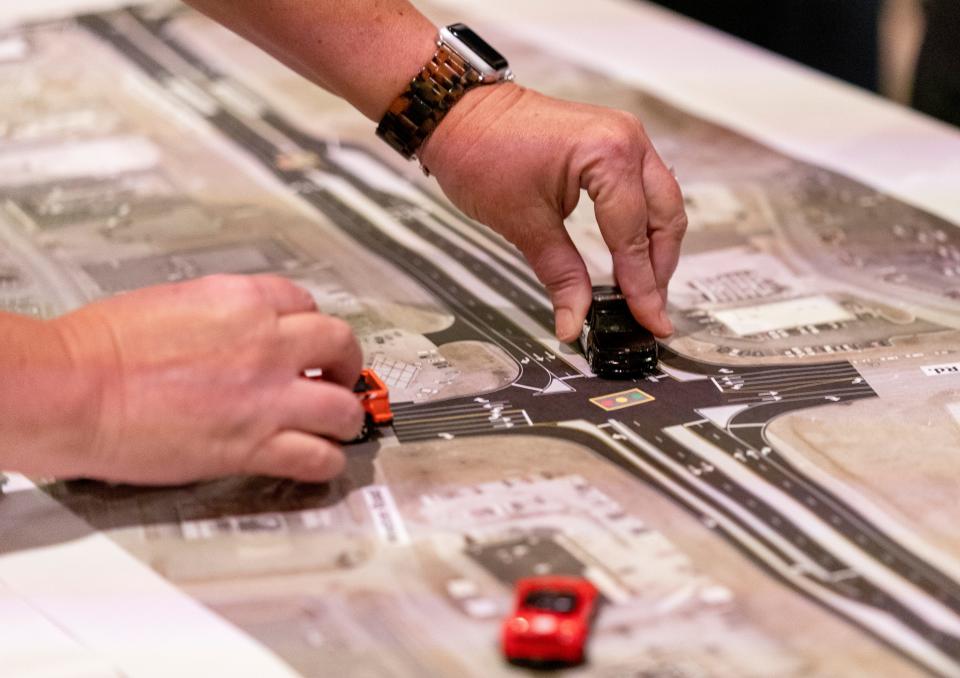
[446,23,509,71]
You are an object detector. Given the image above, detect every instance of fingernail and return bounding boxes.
[555,308,575,342]
[659,308,674,336]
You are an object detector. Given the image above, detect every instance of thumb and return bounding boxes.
[515,220,593,343]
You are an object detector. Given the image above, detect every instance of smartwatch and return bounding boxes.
[376,24,513,162]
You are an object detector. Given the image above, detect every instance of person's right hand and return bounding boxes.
[421,84,688,341]
[47,274,364,485]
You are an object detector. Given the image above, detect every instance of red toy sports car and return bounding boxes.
[501,576,599,666]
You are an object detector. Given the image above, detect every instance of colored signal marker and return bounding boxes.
[590,388,655,412]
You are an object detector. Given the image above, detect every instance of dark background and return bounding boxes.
[646,0,959,127]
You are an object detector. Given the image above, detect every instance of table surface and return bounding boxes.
[2,1,958,676]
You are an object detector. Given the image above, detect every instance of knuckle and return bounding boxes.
[196,273,249,295]
[596,132,633,163]
[191,275,261,312]
[273,275,309,299]
[619,233,651,258]
[609,109,641,133]
[595,111,644,161]
[524,246,589,298]
[298,441,345,480]
[623,277,660,301]
[665,173,684,202]
[542,264,587,296]
[323,316,358,350]
[253,275,312,308]
[295,285,316,309]
[671,212,689,240]
[653,174,688,241]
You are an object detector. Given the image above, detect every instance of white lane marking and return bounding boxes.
[667,424,960,638]
[557,420,959,676]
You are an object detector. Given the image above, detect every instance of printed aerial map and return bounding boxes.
[2,2,960,675]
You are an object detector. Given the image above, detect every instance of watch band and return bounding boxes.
[376,44,482,161]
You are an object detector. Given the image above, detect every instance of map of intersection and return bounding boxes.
[2,3,960,676]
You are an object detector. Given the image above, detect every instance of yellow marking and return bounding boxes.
[590,388,655,412]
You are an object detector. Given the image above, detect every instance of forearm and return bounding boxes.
[183,0,438,120]
[0,313,94,477]
[185,1,686,341]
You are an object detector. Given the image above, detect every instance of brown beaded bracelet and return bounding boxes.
[376,44,482,161]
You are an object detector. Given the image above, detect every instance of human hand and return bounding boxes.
[48,275,364,485]
[420,83,687,341]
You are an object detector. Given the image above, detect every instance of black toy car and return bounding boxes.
[579,286,658,378]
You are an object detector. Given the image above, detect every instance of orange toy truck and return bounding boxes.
[353,368,393,440]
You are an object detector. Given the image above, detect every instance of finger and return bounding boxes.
[243,431,346,482]
[248,274,317,316]
[278,379,365,442]
[586,162,673,337]
[278,313,362,388]
[642,151,688,304]
[515,219,593,342]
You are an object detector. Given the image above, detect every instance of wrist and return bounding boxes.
[0,314,101,478]
[418,81,524,173]
[369,20,440,121]
[42,314,111,477]
[376,23,515,162]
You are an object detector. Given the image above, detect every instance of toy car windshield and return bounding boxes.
[523,590,579,614]
[596,314,637,334]
[353,375,371,393]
